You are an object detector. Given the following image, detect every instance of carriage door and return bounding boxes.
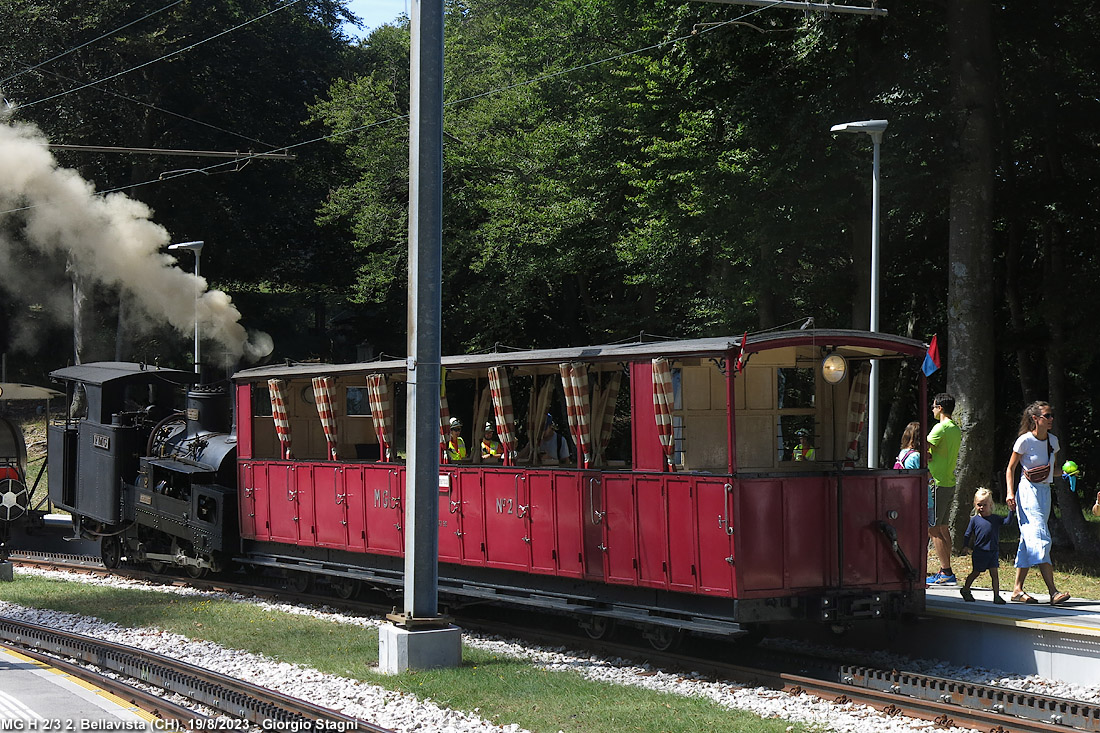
[267,464,299,543]
[483,470,530,571]
[696,477,734,595]
[314,465,348,549]
[239,462,270,541]
[364,466,404,556]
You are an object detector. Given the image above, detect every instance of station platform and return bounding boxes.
[916,586,1100,686]
[0,644,157,727]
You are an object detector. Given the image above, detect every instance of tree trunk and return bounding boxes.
[946,0,998,552]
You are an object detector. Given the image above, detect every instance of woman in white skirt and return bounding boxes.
[1004,401,1070,605]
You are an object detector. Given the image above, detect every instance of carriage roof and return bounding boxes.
[232,329,928,382]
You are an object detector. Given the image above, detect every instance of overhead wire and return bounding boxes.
[0,0,187,87]
[18,0,306,110]
[0,1,784,214]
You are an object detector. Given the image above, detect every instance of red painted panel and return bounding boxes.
[878,474,926,586]
[582,475,605,580]
[635,475,668,589]
[437,471,463,563]
[238,463,263,540]
[839,475,879,586]
[735,479,785,592]
[783,477,830,590]
[602,473,637,585]
[458,470,486,564]
[665,476,697,592]
[236,384,253,459]
[342,466,367,552]
[267,464,298,543]
[483,470,529,571]
[313,465,347,548]
[552,472,585,578]
[293,465,317,547]
[695,478,733,595]
[527,472,557,574]
[630,362,665,471]
[364,466,404,555]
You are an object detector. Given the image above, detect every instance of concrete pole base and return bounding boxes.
[0,562,13,582]
[378,623,461,674]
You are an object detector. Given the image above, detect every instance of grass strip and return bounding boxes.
[1,575,806,733]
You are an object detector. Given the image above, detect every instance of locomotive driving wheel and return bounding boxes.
[101,537,122,569]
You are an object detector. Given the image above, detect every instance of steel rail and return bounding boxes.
[1,641,205,724]
[0,616,393,732]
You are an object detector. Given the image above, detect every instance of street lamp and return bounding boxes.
[831,119,887,468]
[168,240,205,374]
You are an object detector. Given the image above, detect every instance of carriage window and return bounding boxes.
[252,385,272,417]
[778,415,818,462]
[777,368,815,409]
[346,387,371,416]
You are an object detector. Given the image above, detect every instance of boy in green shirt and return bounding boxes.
[927,393,963,585]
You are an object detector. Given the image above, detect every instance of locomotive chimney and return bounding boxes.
[186,383,230,435]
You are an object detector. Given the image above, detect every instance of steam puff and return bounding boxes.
[0,118,255,363]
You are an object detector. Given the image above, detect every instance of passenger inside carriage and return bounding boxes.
[481,421,504,463]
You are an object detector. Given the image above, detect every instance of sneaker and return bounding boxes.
[926,571,958,586]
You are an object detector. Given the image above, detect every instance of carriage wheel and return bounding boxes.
[644,626,682,652]
[288,572,312,593]
[331,577,360,600]
[581,617,616,640]
[101,537,122,570]
[148,561,166,574]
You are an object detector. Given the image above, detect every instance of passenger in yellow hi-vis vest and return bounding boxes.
[481,421,504,462]
[447,417,467,460]
[793,429,815,461]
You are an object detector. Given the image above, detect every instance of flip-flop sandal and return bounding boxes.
[1011,592,1039,604]
[1051,592,1070,606]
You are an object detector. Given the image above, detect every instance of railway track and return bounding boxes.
[0,612,391,731]
[8,552,1100,733]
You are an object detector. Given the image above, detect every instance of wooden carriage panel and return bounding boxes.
[694,477,734,595]
[839,474,879,586]
[635,474,669,590]
[879,474,925,586]
[665,476,697,593]
[313,464,347,549]
[238,462,269,540]
[482,470,530,571]
[362,465,404,555]
[782,476,830,590]
[526,472,557,574]
[551,472,586,578]
[602,473,638,585]
[734,478,785,592]
[437,471,463,563]
[630,362,664,471]
[266,463,299,544]
[292,465,317,547]
[236,385,253,459]
[342,465,367,552]
[458,469,487,564]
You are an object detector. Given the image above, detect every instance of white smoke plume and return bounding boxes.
[0,114,270,365]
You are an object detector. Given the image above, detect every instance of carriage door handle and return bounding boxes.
[717,483,734,535]
[589,477,605,524]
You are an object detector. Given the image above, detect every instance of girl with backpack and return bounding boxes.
[894,421,922,469]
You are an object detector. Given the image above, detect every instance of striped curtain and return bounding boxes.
[487,367,517,465]
[651,358,675,470]
[366,374,394,461]
[267,378,293,460]
[311,376,339,460]
[592,370,622,466]
[439,367,451,463]
[845,363,872,462]
[559,362,591,468]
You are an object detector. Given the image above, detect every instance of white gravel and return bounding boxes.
[6,566,1099,733]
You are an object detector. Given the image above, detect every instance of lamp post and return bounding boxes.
[168,240,204,374]
[830,119,887,468]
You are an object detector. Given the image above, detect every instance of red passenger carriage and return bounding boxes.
[234,329,929,640]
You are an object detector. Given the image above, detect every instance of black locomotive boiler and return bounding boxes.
[48,363,238,575]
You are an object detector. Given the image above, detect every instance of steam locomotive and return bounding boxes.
[43,329,930,644]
